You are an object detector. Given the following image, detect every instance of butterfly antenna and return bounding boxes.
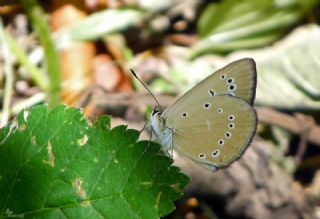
[130,69,161,109]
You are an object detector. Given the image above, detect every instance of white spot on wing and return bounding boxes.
[228,84,237,91]
[228,123,235,129]
[203,102,211,109]
[181,112,188,118]
[208,88,215,97]
[212,150,220,158]
[220,74,226,80]
[229,114,235,121]
[218,139,224,146]
[225,131,232,139]
[227,77,235,84]
[199,153,206,160]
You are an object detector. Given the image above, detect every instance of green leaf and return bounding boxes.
[254,24,320,109]
[191,0,318,57]
[55,8,144,44]
[0,105,189,218]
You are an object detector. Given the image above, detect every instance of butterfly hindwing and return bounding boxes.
[165,95,257,170]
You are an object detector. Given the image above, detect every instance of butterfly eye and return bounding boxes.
[212,150,220,158]
[218,139,224,146]
[228,123,235,129]
[227,92,235,97]
[227,77,235,84]
[220,74,227,80]
[199,153,206,160]
[225,131,232,139]
[228,114,235,121]
[181,112,188,118]
[203,102,211,109]
[208,88,215,97]
[228,84,237,91]
[152,110,158,116]
[217,108,223,113]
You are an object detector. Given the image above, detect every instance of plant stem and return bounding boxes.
[20,0,61,107]
[4,29,48,91]
[0,19,14,127]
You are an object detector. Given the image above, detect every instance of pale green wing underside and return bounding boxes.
[164,58,256,118]
[161,58,257,170]
[166,95,257,170]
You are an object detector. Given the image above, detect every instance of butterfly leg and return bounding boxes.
[139,122,148,133]
[163,131,174,158]
[147,122,152,149]
[168,138,173,158]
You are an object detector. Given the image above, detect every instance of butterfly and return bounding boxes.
[134,58,257,171]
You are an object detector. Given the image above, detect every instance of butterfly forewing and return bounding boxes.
[166,95,257,170]
[164,58,256,118]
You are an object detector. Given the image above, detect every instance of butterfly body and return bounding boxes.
[149,58,257,171]
[149,110,173,152]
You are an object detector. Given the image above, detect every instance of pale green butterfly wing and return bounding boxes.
[161,58,257,170]
[164,58,256,118]
[165,95,257,170]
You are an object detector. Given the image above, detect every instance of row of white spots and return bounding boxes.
[225,75,237,96]
[198,113,236,160]
[178,87,237,161]
[202,102,223,113]
[207,73,237,98]
[217,114,235,145]
[212,150,220,157]
[180,105,224,119]
[199,150,220,159]
[198,73,237,160]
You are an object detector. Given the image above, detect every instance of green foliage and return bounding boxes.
[190,0,319,58]
[0,105,189,218]
[254,24,320,109]
[55,9,144,42]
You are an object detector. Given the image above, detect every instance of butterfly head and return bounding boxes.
[151,107,162,117]
[149,107,163,130]
[149,107,173,152]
